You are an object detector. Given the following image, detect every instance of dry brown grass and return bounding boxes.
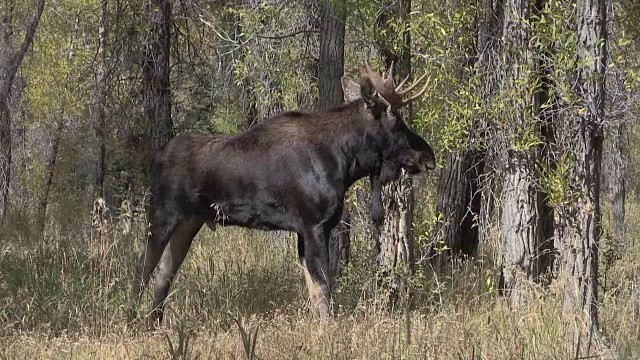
[0,298,623,359]
[0,202,638,359]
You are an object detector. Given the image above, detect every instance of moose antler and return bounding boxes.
[361,61,430,111]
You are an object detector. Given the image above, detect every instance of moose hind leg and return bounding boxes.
[296,233,312,313]
[150,217,203,326]
[300,230,332,320]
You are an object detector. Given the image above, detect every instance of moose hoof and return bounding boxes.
[308,297,332,321]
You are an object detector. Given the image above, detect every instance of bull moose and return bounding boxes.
[129,62,436,326]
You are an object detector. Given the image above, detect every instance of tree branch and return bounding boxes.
[256,28,319,40]
[1,0,46,99]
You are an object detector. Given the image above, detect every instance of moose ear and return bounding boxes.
[341,76,362,102]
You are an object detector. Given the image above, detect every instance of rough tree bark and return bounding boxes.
[143,0,173,176]
[433,151,483,257]
[557,0,607,348]
[0,0,46,220]
[475,0,503,255]
[375,0,415,307]
[498,0,546,307]
[478,0,504,57]
[497,0,555,307]
[609,121,626,246]
[606,71,627,247]
[499,153,545,307]
[317,0,348,287]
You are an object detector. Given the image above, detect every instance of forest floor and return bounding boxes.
[1,207,639,359]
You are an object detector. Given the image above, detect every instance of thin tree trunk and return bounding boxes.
[0,102,11,221]
[226,4,258,130]
[0,0,46,220]
[237,0,285,128]
[558,0,607,349]
[609,125,626,246]
[606,71,627,247]
[318,0,345,111]
[143,0,173,177]
[242,74,259,129]
[93,0,108,199]
[317,0,348,289]
[36,122,63,239]
[605,6,629,250]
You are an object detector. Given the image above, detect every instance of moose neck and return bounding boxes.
[328,100,388,189]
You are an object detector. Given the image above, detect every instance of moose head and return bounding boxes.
[341,62,435,226]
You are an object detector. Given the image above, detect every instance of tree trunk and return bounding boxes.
[375,0,415,307]
[93,0,108,199]
[0,101,11,221]
[498,0,546,307]
[500,152,544,306]
[318,0,345,111]
[609,122,626,246]
[475,0,503,255]
[557,0,606,348]
[237,0,286,128]
[36,122,63,239]
[433,151,483,257]
[318,0,347,288]
[606,73,627,247]
[497,0,555,306]
[378,179,415,270]
[0,0,46,220]
[143,0,173,177]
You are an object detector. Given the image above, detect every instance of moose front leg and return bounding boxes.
[150,218,203,327]
[128,208,180,323]
[300,228,332,320]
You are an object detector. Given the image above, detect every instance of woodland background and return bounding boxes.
[0,0,639,358]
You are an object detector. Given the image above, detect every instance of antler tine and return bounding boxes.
[397,73,429,96]
[373,90,392,112]
[384,61,395,87]
[401,75,431,104]
[395,73,411,92]
[362,61,372,77]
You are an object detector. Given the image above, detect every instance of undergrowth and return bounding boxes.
[0,201,637,359]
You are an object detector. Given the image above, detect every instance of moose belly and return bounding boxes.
[206,199,296,232]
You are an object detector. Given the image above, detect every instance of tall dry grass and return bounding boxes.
[0,199,638,359]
